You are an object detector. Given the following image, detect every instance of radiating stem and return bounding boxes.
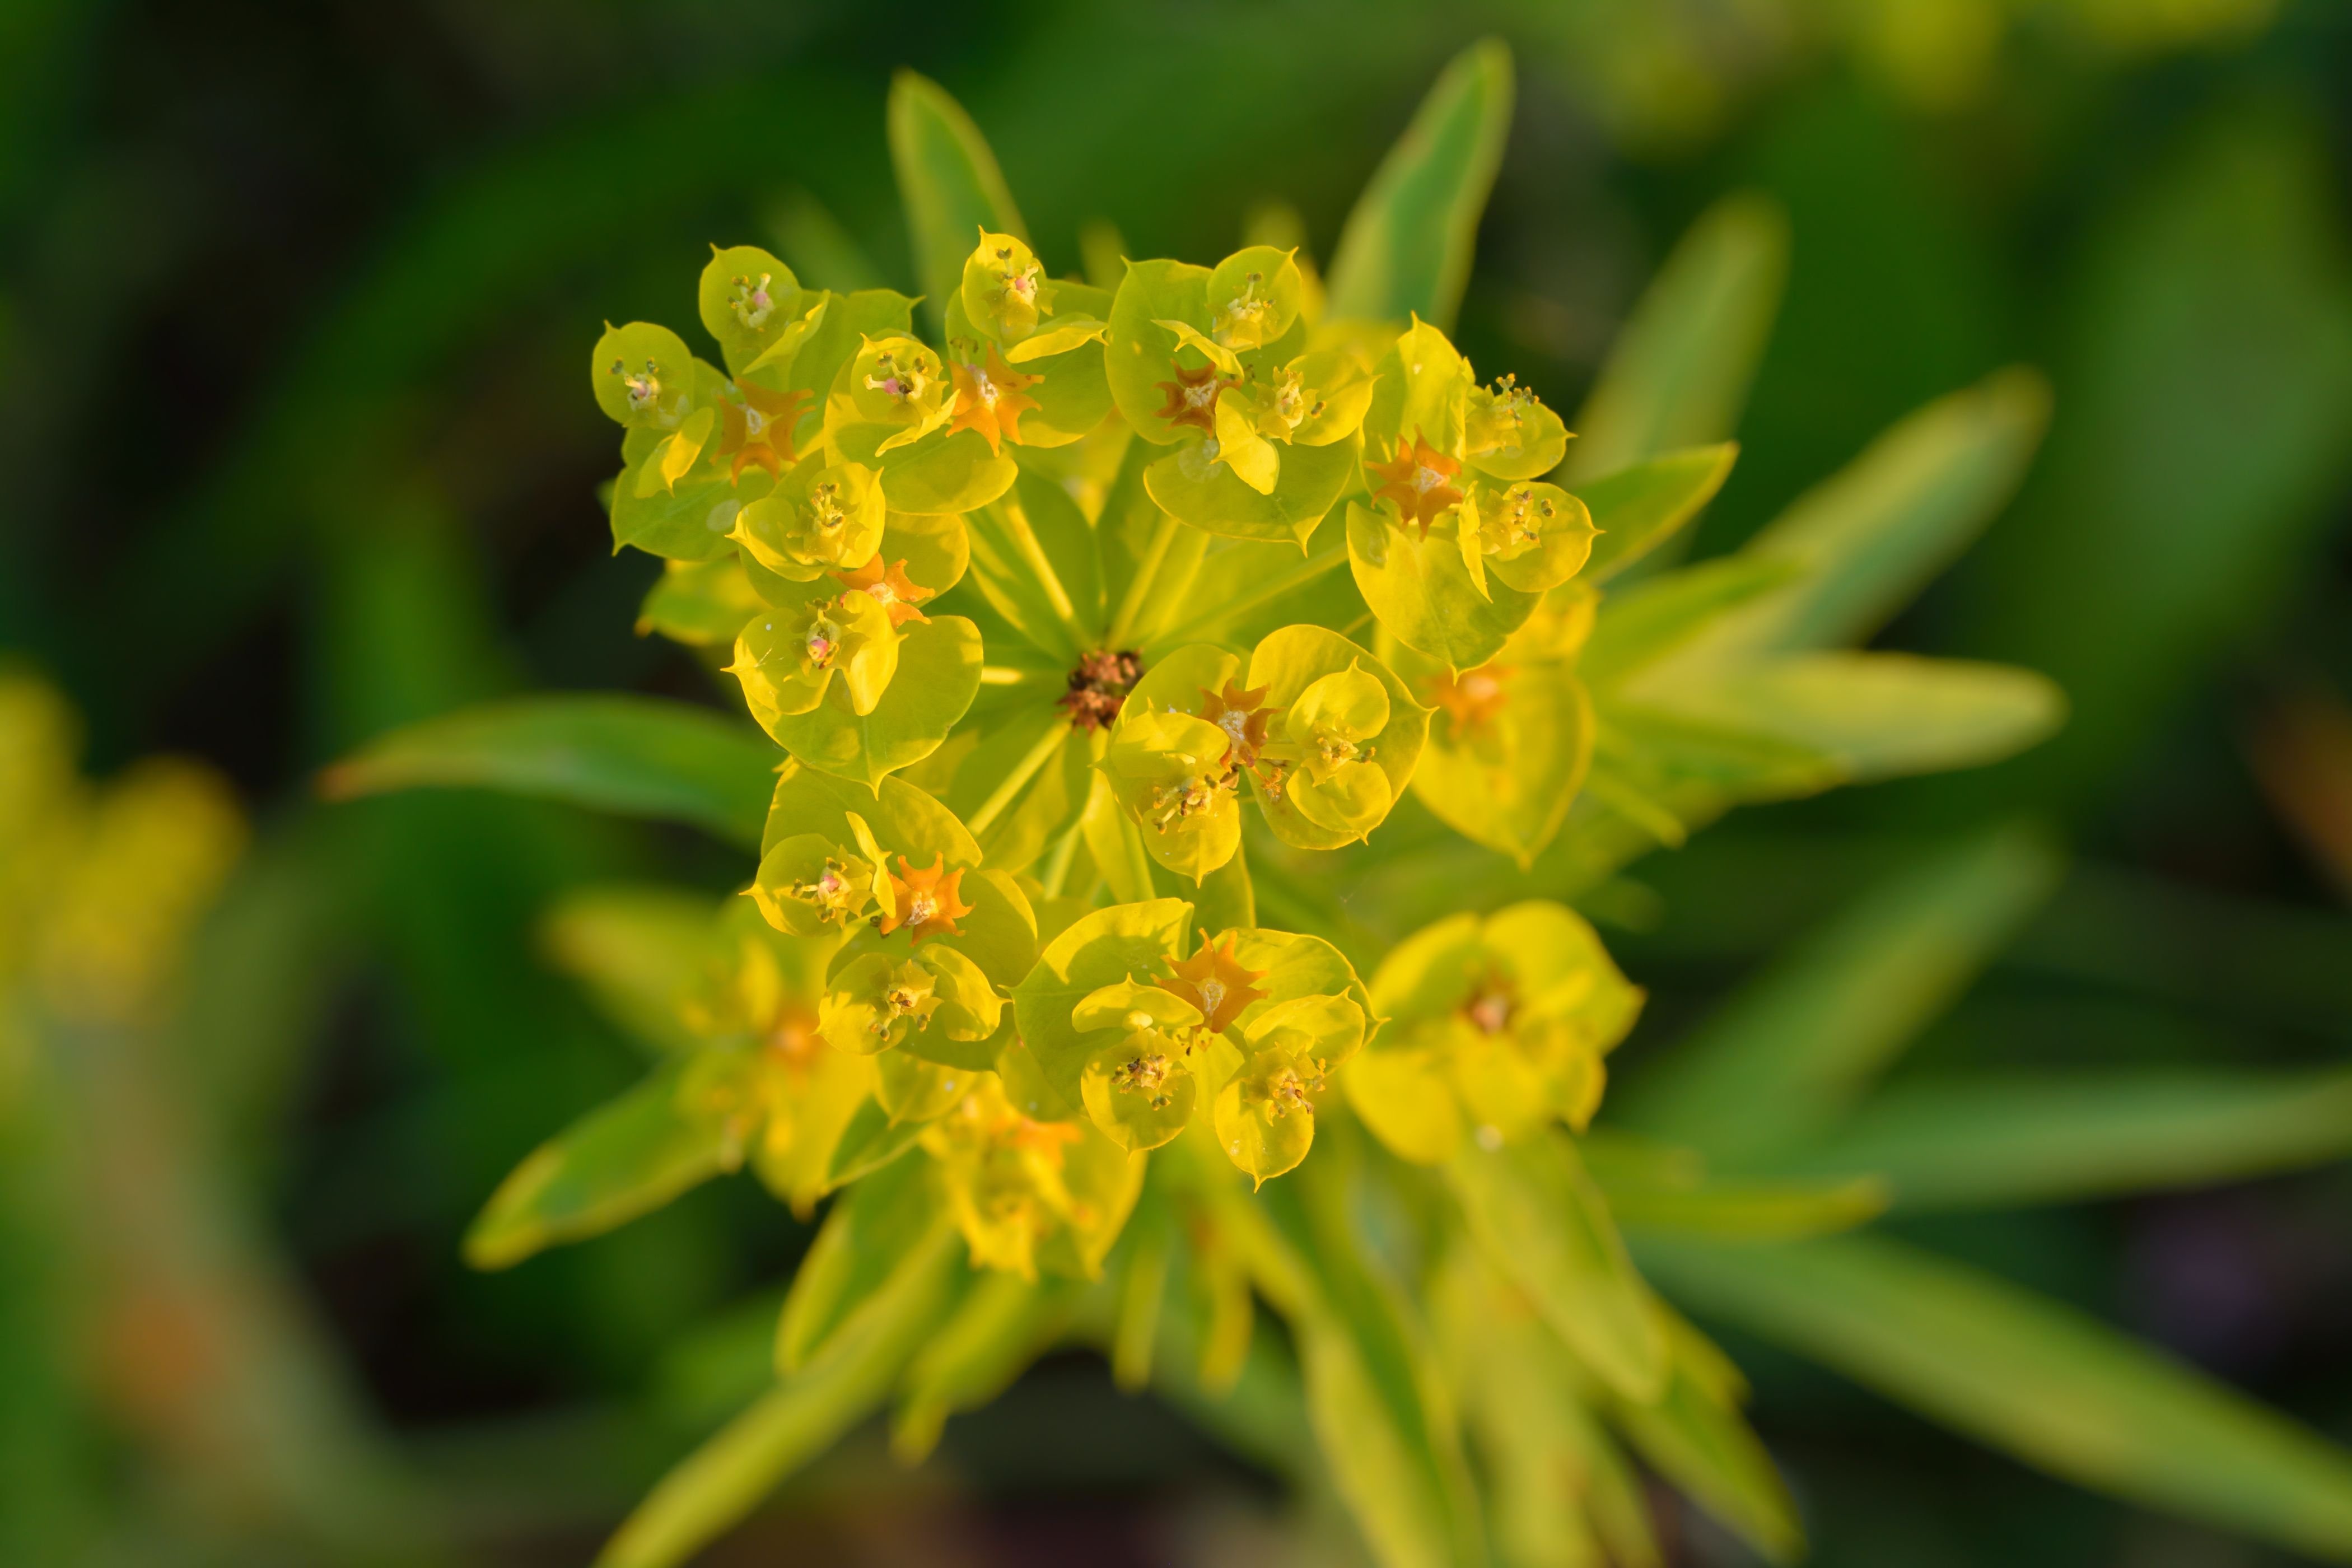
[980,665,1046,686]
[964,720,1072,837]
[995,501,1094,653]
[1039,819,1084,897]
[1149,545,1349,651]
[1105,511,1181,650]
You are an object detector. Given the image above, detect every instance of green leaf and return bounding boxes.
[1326,39,1513,333]
[321,696,777,848]
[1431,1245,1660,1568]
[1644,653,2066,781]
[1243,1151,1490,1568]
[766,614,984,788]
[540,884,722,1055]
[892,1271,1075,1460]
[464,1057,738,1270]
[763,186,887,293]
[1639,1232,2352,1562]
[1765,1068,2352,1213]
[1565,193,1788,484]
[1618,824,2062,1165]
[599,1220,961,1568]
[1705,367,2052,656]
[1606,1312,1802,1564]
[1579,555,1800,687]
[888,71,1026,337]
[1602,1174,1888,1242]
[1579,444,1738,585]
[822,1098,929,1192]
[1444,1131,1666,1402]
[778,1152,944,1372]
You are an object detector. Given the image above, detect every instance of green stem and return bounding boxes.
[980,665,1047,687]
[1149,545,1349,651]
[1105,511,1181,649]
[995,501,1094,653]
[1580,770,1688,849]
[1039,819,1084,897]
[964,721,1072,837]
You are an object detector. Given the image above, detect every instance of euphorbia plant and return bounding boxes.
[328,41,2352,1568]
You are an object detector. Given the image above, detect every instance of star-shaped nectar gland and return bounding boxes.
[1427,665,1511,736]
[1155,930,1270,1035]
[946,346,1041,454]
[878,853,974,943]
[1197,679,1278,773]
[1154,361,1226,434]
[833,553,931,627]
[1366,431,1464,538]
[722,382,811,482]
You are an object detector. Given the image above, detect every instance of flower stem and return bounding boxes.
[1105,511,1182,649]
[1149,545,1348,651]
[964,720,1072,837]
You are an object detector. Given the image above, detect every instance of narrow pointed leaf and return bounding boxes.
[540,885,722,1055]
[465,1058,735,1270]
[1618,825,2061,1165]
[1707,368,2051,655]
[1326,39,1513,333]
[1646,654,2066,781]
[888,70,1027,334]
[1639,1233,2352,1563]
[1566,194,1788,484]
[599,1223,962,1568]
[320,696,776,848]
[1767,1068,2352,1212]
[1445,1131,1667,1402]
[1580,444,1738,584]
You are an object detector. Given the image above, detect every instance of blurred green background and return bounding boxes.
[6,0,2352,1562]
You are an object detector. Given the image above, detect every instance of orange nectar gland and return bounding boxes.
[1197,680,1279,774]
[946,346,1040,454]
[722,382,810,483]
[1155,931,1270,1034]
[1154,361,1226,434]
[1428,665,1511,735]
[833,554,931,627]
[1367,432,1465,538]
[878,854,974,943]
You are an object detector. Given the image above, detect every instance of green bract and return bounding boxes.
[1348,901,1640,1164]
